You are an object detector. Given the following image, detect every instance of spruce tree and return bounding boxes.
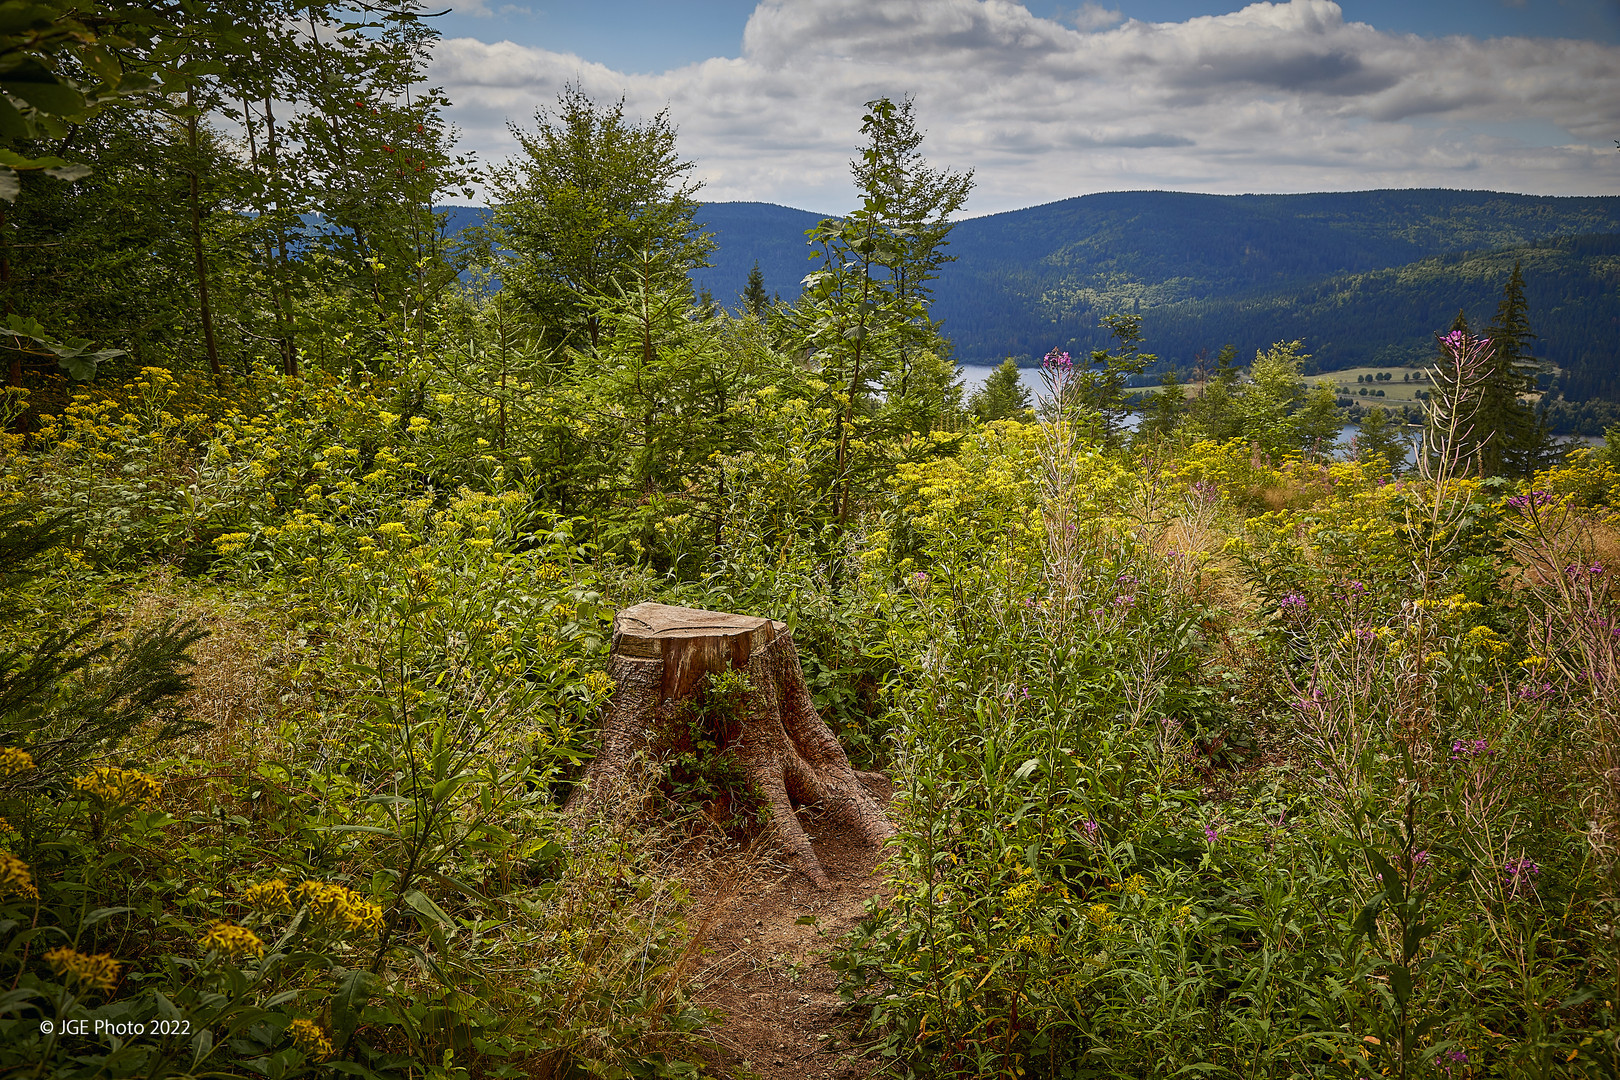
[1354,405,1408,469]
[1480,260,1545,477]
[969,357,1031,422]
[742,261,769,316]
[1140,366,1186,439]
[489,85,712,352]
[1188,344,1244,441]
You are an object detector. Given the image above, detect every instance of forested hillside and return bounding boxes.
[689,190,1620,394]
[8,7,1620,1080]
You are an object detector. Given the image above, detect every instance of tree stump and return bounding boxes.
[566,602,893,888]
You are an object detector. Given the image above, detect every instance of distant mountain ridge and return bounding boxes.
[442,189,1620,400]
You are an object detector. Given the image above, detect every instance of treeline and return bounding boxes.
[686,192,1620,400]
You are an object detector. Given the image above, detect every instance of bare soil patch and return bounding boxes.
[686,775,895,1080]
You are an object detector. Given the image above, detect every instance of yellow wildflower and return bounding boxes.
[583,671,614,699]
[293,880,385,935]
[44,947,120,991]
[197,920,265,959]
[1013,934,1054,955]
[0,851,37,898]
[0,747,33,777]
[243,878,292,912]
[73,766,162,808]
[286,1018,334,1060]
[1005,879,1041,914]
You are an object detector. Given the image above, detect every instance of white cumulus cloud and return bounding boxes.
[427,0,1620,213]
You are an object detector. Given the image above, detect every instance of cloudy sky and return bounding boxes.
[426,0,1620,215]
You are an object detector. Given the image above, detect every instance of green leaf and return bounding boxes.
[1353,895,1385,937]
[0,96,25,141]
[190,1026,214,1069]
[330,968,379,1045]
[80,906,133,929]
[1368,850,1403,906]
[402,888,454,928]
[42,163,90,182]
[1388,964,1411,1007]
[3,74,85,116]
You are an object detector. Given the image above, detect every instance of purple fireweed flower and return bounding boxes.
[1292,687,1324,712]
[1505,856,1540,898]
[1436,1048,1468,1074]
[1412,849,1431,867]
[1083,819,1100,838]
[1442,330,1491,352]
[1519,680,1557,701]
[1204,825,1220,845]
[1280,592,1307,614]
[1450,737,1491,760]
[911,571,929,586]
[1112,594,1135,608]
[1507,490,1555,510]
[1190,480,1219,503]
[1043,348,1073,370]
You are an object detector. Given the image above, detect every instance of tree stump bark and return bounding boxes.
[566,601,893,888]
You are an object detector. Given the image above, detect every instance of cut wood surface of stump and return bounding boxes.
[566,602,893,887]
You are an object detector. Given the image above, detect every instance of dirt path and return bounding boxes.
[687,776,895,1080]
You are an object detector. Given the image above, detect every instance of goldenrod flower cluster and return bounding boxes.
[286,1018,334,1059]
[293,880,385,935]
[244,877,383,935]
[73,766,162,808]
[1013,933,1055,955]
[1004,879,1042,915]
[44,946,120,991]
[243,878,293,912]
[0,851,38,898]
[197,920,265,959]
[1466,625,1508,656]
[213,531,252,556]
[583,671,615,699]
[0,746,33,777]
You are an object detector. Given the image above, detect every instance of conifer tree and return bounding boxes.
[1140,366,1187,439]
[1294,381,1346,460]
[742,261,769,316]
[1353,405,1408,468]
[1187,344,1244,441]
[1479,260,1546,476]
[1075,313,1154,446]
[488,86,711,352]
[969,357,1031,422]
